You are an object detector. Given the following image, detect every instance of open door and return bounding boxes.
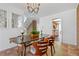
[52,18,62,43]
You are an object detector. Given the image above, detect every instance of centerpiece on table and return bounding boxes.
[30,28,39,40]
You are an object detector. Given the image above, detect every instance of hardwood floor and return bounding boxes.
[53,42,79,56]
[0,41,79,56]
[61,43,79,56]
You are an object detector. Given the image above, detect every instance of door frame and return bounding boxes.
[52,18,63,43]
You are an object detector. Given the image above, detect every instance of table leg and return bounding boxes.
[50,45,53,56]
[24,44,26,56]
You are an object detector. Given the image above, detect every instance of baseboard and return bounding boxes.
[0,46,17,53]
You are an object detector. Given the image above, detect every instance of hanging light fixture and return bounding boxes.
[26,3,40,14]
[17,3,40,36]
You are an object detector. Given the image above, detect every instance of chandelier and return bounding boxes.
[26,3,40,14]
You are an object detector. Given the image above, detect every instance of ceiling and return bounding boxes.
[1,3,77,17]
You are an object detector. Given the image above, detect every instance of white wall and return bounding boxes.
[0,4,24,51]
[0,4,24,28]
[0,28,21,51]
[38,9,77,45]
[38,16,52,35]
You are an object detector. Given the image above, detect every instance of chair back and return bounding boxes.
[31,38,48,56]
[37,41,48,56]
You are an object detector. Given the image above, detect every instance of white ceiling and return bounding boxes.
[1,3,77,17]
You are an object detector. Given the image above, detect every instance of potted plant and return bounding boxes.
[31,29,39,40]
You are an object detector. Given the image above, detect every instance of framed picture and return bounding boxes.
[0,9,7,28]
[12,13,20,28]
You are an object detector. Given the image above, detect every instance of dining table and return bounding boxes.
[9,34,55,56]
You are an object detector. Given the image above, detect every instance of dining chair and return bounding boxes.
[48,36,55,55]
[17,44,24,56]
[30,39,48,56]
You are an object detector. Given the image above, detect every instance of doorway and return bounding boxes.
[52,18,62,43]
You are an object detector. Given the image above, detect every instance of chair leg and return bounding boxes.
[46,50,48,56]
[53,45,55,54]
[17,45,24,56]
[17,46,22,56]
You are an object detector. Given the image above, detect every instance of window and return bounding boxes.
[12,13,20,28]
[0,9,7,28]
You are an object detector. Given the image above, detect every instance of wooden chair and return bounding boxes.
[30,39,48,56]
[17,44,25,56]
[10,35,25,56]
[48,36,55,55]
